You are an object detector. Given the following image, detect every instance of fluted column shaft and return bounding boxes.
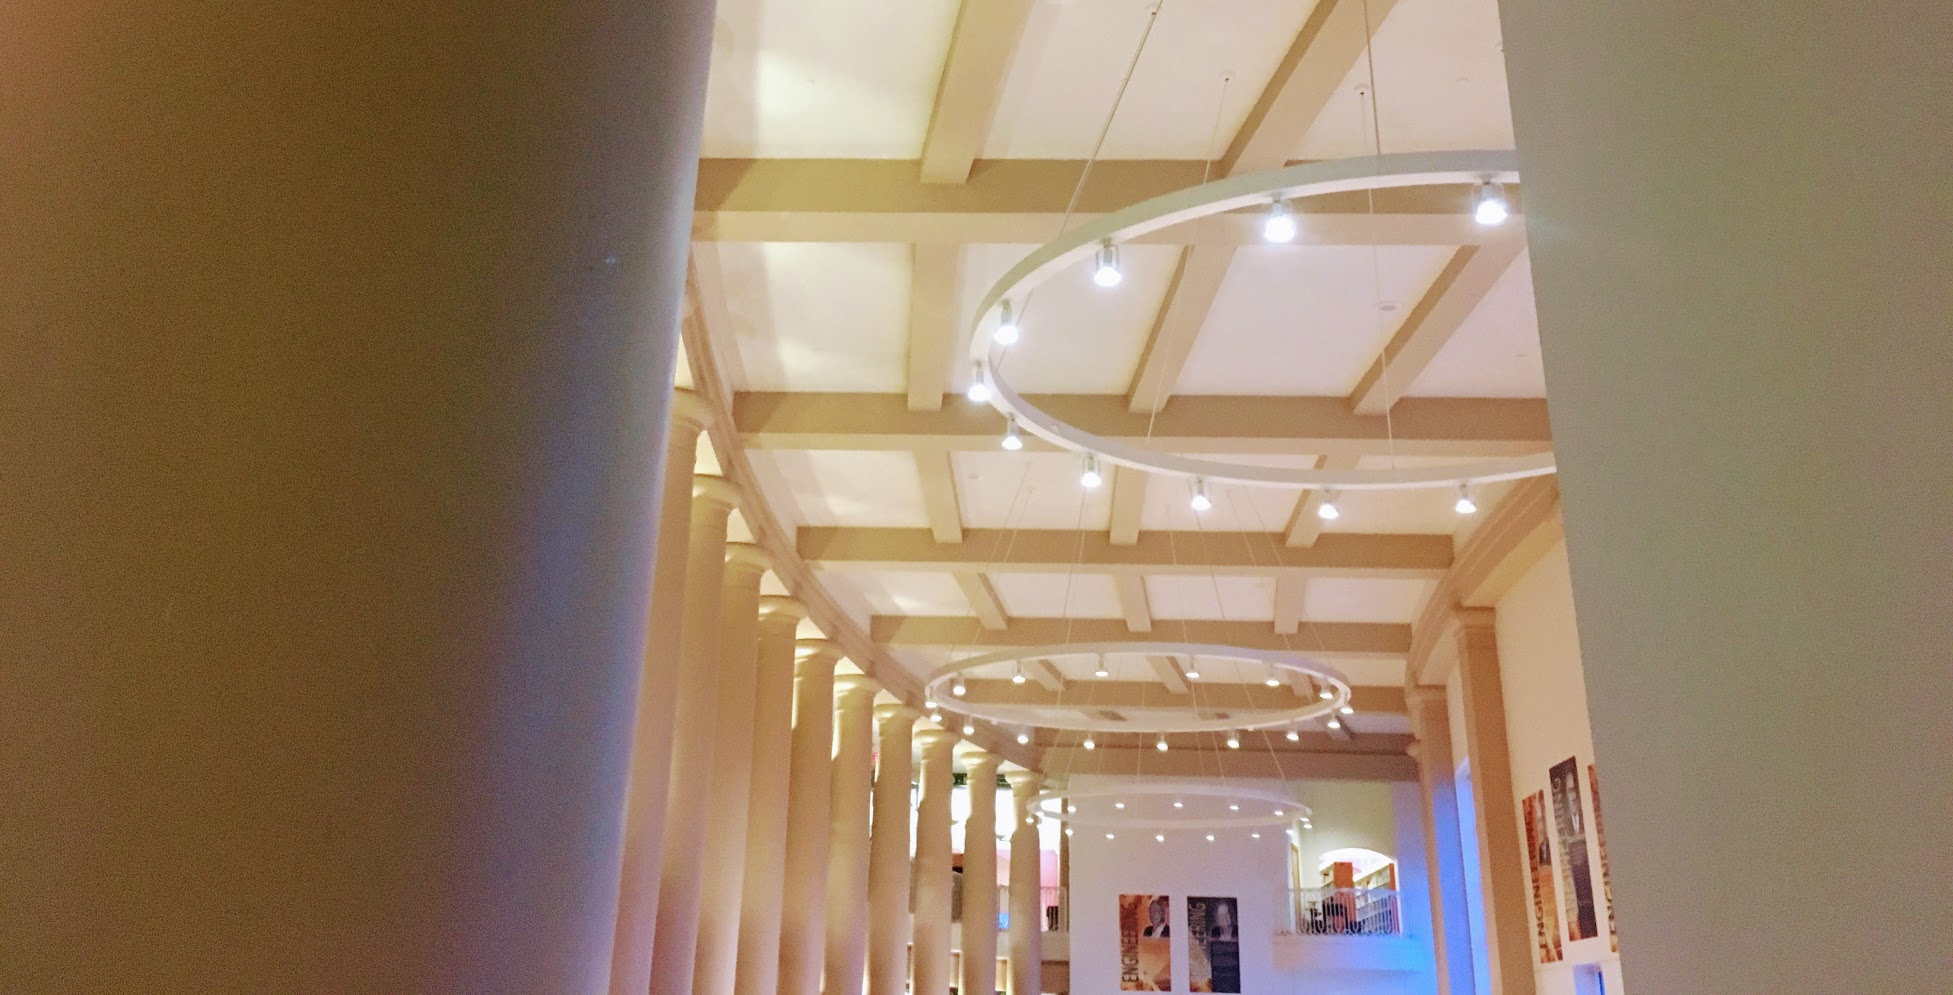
[648,477,739,995]
[776,642,842,995]
[692,544,772,995]
[734,598,810,995]
[866,706,919,995]
[612,392,707,994]
[1005,771,1044,995]
[959,752,1003,995]
[911,730,958,995]
[1408,687,1477,995]
[823,676,881,995]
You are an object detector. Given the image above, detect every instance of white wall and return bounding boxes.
[1490,541,1625,993]
[1066,776,1436,995]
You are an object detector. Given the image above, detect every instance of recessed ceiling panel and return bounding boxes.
[831,569,975,619]
[1405,249,1546,398]
[746,450,930,528]
[1142,475,1305,535]
[985,244,1182,395]
[953,451,1114,531]
[701,0,962,157]
[715,243,911,392]
[989,573,1124,620]
[1302,577,1431,623]
[1145,575,1277,622]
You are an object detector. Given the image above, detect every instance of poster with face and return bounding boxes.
[1187,896,1240,993]
[1549,757,1601,941]
[1119,894,1172,991]
[1588,762,1618,951]
[1522,791,1565,963]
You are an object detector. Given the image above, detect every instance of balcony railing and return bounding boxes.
[1277,887,1401,937]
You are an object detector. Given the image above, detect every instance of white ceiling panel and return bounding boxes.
[1405,248,1546,398]
[831,569,975,618]
[701,0,961,157]
[1145,575,1277,622]
[746,450,931,528]
[1301,577,1432,623]
[1174,244,1455,396]
[953,450,1114,530]
[1143,475,1305,535]
[984,0,1323,159]
[714,243,912,392]
[986,244,1183,395]
[989,572,1124,619]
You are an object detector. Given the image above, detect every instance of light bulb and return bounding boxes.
[993,300,1020,346]
[929,711,943,724]
[1079,453,1103,489]
[1106,832,1116,840]
[1083,736,1097,751]
[1094,664,1111,678]
[1265,677,1280,687]
[1228,803,1240,811]
[1185,668,1201,680]
[1206,833,1217,842]
[925,698,937,709]
[1155,736,1169,752]
[966,363,992,404]
[1001,417,1023,451]
[1263,199,1297,243]
[1011,670,1027,685]
[1065,828,1074,837]
[1316,489,1341,521]
[962,722,976,735]
[951,680,967,696]
[1327,717,1342,730]
[1454,482,1477,515]
[1285,728,1301,742]
[1318,688,1334,701]
[1339,705,1354,715]
[1016,731,1031,745]
[1274,809,1285,817]
[1155,834,1165,843]
[1190,478,1212,512]
[1092,241,1122,287]
[1066,803,1077,813]
[1172,799,1184,809]
[1251,832,1261,839]
[1225,733,1240,750]
[1473,181,1510,226]
[1114,801,1125,810]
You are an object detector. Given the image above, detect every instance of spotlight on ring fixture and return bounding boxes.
[1000,416,1023,451]
[1316,489,1341,521]
[928,710,943,724]
[1082,735,1097,751]
[965,362,991,404]
[1339,705,1355,716]
[951,679,967,697]
[1016,730,1031,745]
[1264,676,1280,687]
[1327,717,1342,730]
[1262,198,1297,243]
[1205,833,1216,842]
[1318,687,1335,701]
[962,721,976,735]
[1190,477,1213,512]
[1155,833,1166,843]
[1225,731,1241,750]
[992,300,1020,346]
[1285,728,1301,742]
[1079,453,1103,489]
[1473,180,1510,226]
[1454,481,1478,515]
[1092,240,1123,287]
[1011,664,1027,685]
[1094,657,1111,679]
[1155,735,1170,752]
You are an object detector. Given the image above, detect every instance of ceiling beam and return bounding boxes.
[1114,575,1153,633]
[1030,659,1067,692]
[694,158,1506,245]
[905,244,963,411]
[872,616,1410,660]
[1125,0,1406,415]
[1041,746,1416,782]
[1149,655,1190,693]
[919,0,1039,184]
[958,678,1406,715]
[1348,233,1529,414]
[803,527,1451,578]
[1406,476,1563,685]
[955,573,1008,631]
[1274,576,1308,635]
[736,392,1554,457]
[1108,466,1148,545]
[915,451,965,543]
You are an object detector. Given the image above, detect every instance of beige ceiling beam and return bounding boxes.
[1273,576,1308,635]
[955,573,1009,631]
[919,0,1039,184]
[1125,0,1405,415]
[906,244,964,411]
[958,679,1406,715]
[1114,575,1153,633]
[806,527,1450,578]
[872,616,1410,660]
[1029,659,1067,692]
[694,158,1503,245]
[1406,476,1563,685]
[736,392,1553,457]
[1348,232,1529,414]
[915,451,966,543]
[1041,745,1416,782]
[1108,466,1147,546]
[1148,655,1190,693]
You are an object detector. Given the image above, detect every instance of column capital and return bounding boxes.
[834,673,880,702]
[1405,741,1424,760]
[1003,768,1043,797]
[669,388,711,431]
[957,747,1002,776]
[874,701,920,727]
[758,596,808,628]
[794,639,845,669]
[724,541,772,575]
[914,728,959,756]
[694,475,741,509]
[1449,606,1498,636]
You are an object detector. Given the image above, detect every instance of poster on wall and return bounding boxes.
[1549,757,1602,941]
[1521,791,1565,963]
[1118,894,1172,991]
[1187,896,1240,994]
[1589,762,1619,951]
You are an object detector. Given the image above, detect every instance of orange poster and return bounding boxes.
[1589,763,1619,952]
[1522,791,1564,963]
[1119,893,1172,990]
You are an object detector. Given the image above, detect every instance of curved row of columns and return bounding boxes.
[612,390,1049,995]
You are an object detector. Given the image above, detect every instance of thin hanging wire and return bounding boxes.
[1357,0,1402,472]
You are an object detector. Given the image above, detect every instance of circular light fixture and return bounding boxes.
[1079,453,1103,489]
[963,151,1552,493]
[1034,784,1312,831]
[1190,478,1213,512]
[1454,481,1477,515]
[1473,180,1510,226]
[1262,199,1297,243]
[993,300,1020,346]
[1316,490,1341,521]
[1092,240,1122,287]
[951,680,967,696]
[1001,417,1023,451]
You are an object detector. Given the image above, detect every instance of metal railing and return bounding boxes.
[1276,887,1401,937]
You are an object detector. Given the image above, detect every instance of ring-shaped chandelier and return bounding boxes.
[923,642,1349,735]
[968,149,1554,490]
[1031,783,1312,831]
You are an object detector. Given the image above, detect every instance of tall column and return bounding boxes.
[866,705,920,995]
[1449,611,1534,995]
[958,750,1004,995]
[1408,687,1476,995]
[693,544,773,995]
[1005,770,1045,995]
[0,5,717,989]
[734,597,810,995]
[648,478,740,995]
[1497,4,1951,990]
[824,675,881,995]
[613,392,709,994]
[911,730,959,995]
[776,641,842,995]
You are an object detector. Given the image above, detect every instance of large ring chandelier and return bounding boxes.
[968,149,1553,491]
